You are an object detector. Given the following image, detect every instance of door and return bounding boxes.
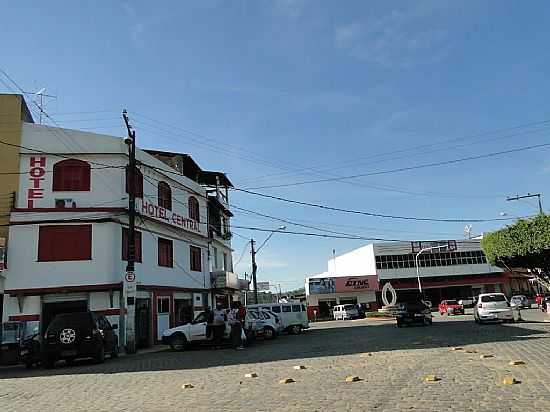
[41,300,88,334]
[156,297,170,341]
[174,299,193,326]
[135,298,151,348]
[189,312,208,341]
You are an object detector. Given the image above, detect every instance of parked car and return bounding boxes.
[248,309,283,339]
[247,303,309,334]
[458,298,475,308]
[438,300,465,315]
[1,321,31,366]
[20,329,41,368]
[332,304,360,320]
[510,295,530,309]
[395,301,433,327]
[473,293,514,324]
[161,310,264,351]
[41,311,119,368]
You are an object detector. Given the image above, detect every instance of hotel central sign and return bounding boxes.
[139,199,201,234]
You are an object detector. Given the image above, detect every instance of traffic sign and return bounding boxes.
[125,271,136,282]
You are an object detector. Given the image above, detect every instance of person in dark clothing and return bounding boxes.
[228,302,244,350]
[205,307,214,339]
[211,304,226,349]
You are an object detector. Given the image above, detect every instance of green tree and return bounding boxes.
[481,214,550,289]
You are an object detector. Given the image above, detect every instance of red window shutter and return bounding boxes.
[188,197,200,221]
[190,246,201,272]
[38,225,92,261]
[122,228,142,263]
[52,159,91,191]
[126,166,143,198]
[158,238,173,267]
[158,181,172,211]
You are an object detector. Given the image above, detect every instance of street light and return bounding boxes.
[415,244,448,297]
[251,225,286,304]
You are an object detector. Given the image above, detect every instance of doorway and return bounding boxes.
[135,298,151,348]
[318,300,336,319]
[41,300,88,333]
[174,299,193,326]
[156,297,170,341]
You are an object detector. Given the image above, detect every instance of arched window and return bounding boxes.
[188,196,200,221]
[158,181,172,210]
[52,159,91,191]
[125,166,143,198]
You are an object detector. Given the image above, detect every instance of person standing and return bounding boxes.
[212,304,226,349]
[228,302,244,350]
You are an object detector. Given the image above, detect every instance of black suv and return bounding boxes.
[42,311,119,368]
[395,301,433,327]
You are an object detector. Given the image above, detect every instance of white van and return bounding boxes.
[247,302,309,334]
[333,304,359,320]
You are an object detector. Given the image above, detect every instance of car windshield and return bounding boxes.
[481,294,506,302]
[446,300,458,305]
[47,312,93,332]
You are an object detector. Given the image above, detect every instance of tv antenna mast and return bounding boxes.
[34,88,57,124]
[464,224,473,239]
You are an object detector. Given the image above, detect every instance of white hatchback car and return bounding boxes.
[473,293,514,324]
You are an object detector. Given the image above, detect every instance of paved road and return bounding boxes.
[1,310,550,412]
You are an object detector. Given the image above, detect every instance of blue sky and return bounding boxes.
[2,1,550,291]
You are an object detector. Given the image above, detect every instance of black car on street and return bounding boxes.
[41,311,119,368]
[396,301,433,327]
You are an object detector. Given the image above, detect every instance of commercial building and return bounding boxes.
[306,239,508,319]
[0,94,246,347]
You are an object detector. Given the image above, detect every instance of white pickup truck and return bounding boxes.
[161,311,265,350]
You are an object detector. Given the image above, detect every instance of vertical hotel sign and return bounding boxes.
[27,157,46,208]
[0,237,5,272]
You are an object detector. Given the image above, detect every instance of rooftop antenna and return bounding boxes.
[34,87,57,124]
[464,224,473,239]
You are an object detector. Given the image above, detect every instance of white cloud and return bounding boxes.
[334,8,450,67]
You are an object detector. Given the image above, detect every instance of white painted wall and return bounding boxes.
[327,244,377,276]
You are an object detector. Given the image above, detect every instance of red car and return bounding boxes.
[438,300,464,315]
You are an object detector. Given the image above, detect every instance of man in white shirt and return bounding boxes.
[228,302,244,350]
[211,304,226,349]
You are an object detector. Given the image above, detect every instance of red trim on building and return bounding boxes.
[5,283,122,296]
[94,308,121,316]
[13,207,126,213]
[9,218,118,227]
[9,314,40,322]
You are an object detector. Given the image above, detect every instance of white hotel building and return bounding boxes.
[0,94,244,347]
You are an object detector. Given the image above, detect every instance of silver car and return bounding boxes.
[510,295,530,309]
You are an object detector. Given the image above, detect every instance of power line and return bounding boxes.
[233,188,525,223]
[245,141,550,190]
[233,241,250,270]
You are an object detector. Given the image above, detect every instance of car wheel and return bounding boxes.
[290,325,302,335]
[263,327,276,340]
[111,344,119,359]
[94,344,105,364]
[169,333,187,351]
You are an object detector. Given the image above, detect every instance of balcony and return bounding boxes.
[211,270,249,290]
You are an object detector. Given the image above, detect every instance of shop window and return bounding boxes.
[38,225,92,261]
[158,238,173,268]
[52,159,91,191]
[190,246,202,272]
[125,166,143,198]
[122,228,142,263]
[188,196,200,221]
[158,181,172,210]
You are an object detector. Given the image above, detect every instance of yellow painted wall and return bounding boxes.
[0,94,31,240]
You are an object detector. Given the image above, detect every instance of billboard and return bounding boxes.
[257,281,271,291]
[308,275,378,294]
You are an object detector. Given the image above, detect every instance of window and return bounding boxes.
[190,246,202,272]
[213,247,218,269]
[223,252,228,271]
[158,238,173,267]
[292,305,302,312]
[158,181,172,210]
[157,297,170,313]
[38,225,92,261]
[282,305,291,313]
[122,228,142,263]
[188,196,200,221]
[52,159,91,191]
[271,306,281,313]
[125,166,143,198]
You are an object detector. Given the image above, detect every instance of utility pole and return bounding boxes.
[506,193,544,215]
[122,109,137,354]
[251,239,258,304]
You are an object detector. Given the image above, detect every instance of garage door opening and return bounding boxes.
[42,300,88,333]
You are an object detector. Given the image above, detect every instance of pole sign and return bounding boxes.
[257,281,270,291]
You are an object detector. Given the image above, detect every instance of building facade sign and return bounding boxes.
[140,199,201,234]
[27,156,46,208]
[308,275,379,295]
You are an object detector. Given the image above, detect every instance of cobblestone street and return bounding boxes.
[2,310,550,412]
